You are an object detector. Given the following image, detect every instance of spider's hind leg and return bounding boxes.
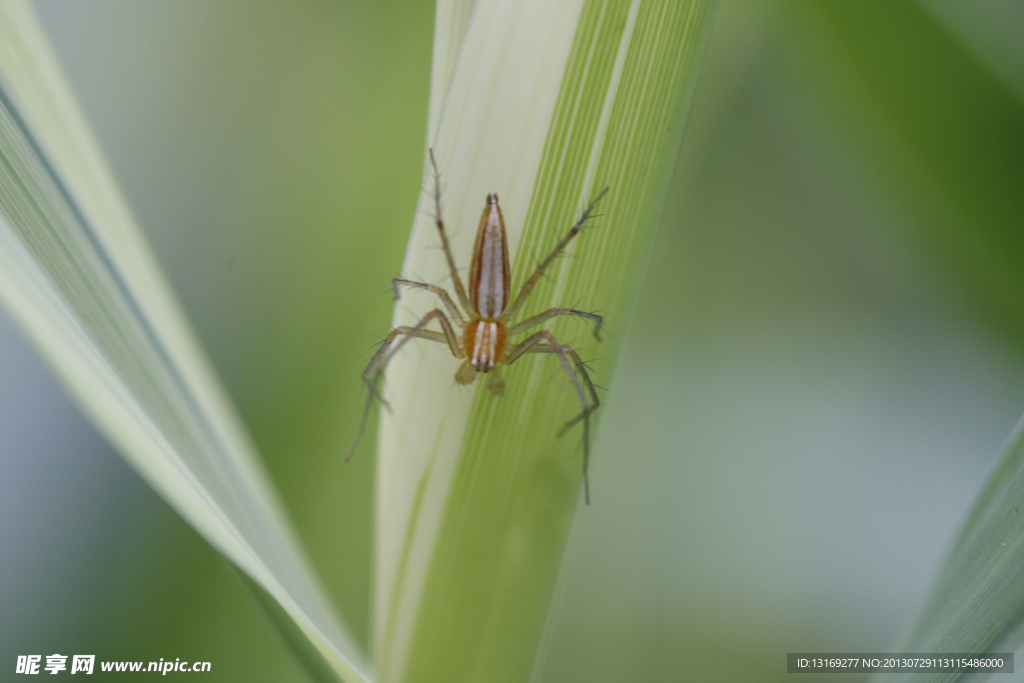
[428,149,474,313]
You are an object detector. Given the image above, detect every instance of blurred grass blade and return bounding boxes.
[919,0,1024,105]
[375,0,718,681]
[874,417,1024,683]
[0,2,366,680]
[426,0,475,137]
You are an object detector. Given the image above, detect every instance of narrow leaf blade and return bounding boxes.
[0,2,366,680]
[375,1,718,681]
[875,418,1024,683]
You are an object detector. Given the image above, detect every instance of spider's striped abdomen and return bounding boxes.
[469,193,510,318]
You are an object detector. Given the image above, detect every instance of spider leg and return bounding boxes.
[428,149,474,314]
[502,187,608,321]
[392,277,466,327]
[551,348,600,436]
[346,309,463,461]
[507,307,603,340]
[503,330,597,504]
[513,343,601,436]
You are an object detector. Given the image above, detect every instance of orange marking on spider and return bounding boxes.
[347,149,608,503]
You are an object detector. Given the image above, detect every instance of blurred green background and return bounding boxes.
[1,1,1023,681]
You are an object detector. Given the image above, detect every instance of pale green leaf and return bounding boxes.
[0,1,365,680]
[374,1,719,681]
[874,417,1024,683]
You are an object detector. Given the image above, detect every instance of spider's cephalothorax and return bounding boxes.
[348,151,607,503]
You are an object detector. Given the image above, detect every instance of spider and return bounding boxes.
[348,150,607,503]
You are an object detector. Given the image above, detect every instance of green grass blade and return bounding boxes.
[0,2,365,680]
[426,0,475,136]
[374,1,718,681]
[874,417,1024,683]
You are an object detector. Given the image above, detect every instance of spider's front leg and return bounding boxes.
[346,308,463,461]
[508,341,600,436]
[503,330,598,503]
[550,346,600,435]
